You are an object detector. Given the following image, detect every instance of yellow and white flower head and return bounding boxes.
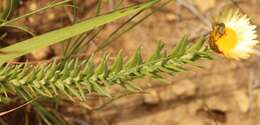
[209,9,258,60]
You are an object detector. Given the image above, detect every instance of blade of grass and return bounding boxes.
[95,0,174,52]
[63,0,103,58]
[95,10,143,52]
[0,0,159,63]
[2,25,35,36]
[0,0,20,22]
[0,99,34,116]
[62,0,80,57]
[115,0,124,9]
[65,0,135,57]
[33,103,65,125]
[96,0,102,16]
[0,0,72,26]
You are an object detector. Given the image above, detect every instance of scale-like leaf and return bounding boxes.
[125,46,143,69]
[95,54,109,77]
[110,51,123,74]
[187,36,206,53]
[170,35,188,58]
[148,41,164,61]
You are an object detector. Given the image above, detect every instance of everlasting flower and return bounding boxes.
[209,10,258,60]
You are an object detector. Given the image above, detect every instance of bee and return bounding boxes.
[209,22,226,53]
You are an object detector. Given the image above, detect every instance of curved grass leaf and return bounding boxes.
[0,0,159,64]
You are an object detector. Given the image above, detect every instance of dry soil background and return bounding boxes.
[2,0,260,125]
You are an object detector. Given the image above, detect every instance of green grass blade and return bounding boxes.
[0,0,20,21]
[0,0,71,26]
[95,0,173,52]
[0,0,159,63]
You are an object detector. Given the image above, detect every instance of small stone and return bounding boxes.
[193,0,215,11]
[28,17,36,24]
[256,92,260,108]
[205,96,229,112]
[166,14,177,21]
[233,90,250,113]
[30,47,52,60]
[159,87,178,102]
[47,13,55,20]
[171,80,198,97]
[29,3,38,11]
[179,117,208,125]
[188,99,203,115]
[172,105,189,122]
[143,89,160,104]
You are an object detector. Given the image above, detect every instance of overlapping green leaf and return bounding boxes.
[0,36,212,102]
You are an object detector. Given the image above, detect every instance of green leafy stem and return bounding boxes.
[0,36,212,102]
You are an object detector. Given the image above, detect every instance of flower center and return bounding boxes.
[215,27,238,53]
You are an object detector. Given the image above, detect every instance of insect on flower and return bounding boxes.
[209,22,226,53]
[209,10,259,60]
